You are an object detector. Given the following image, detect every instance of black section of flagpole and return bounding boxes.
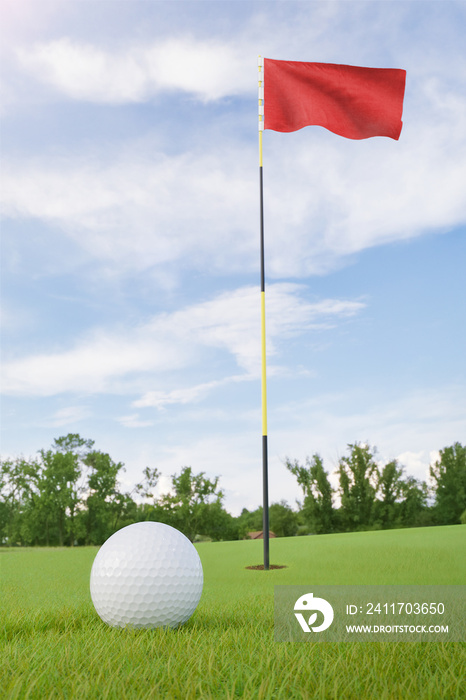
[260,163,270,571]
[262,435,270,570]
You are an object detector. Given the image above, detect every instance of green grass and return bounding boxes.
[1,525,465,699]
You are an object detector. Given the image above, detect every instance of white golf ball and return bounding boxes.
[90,521,203,629]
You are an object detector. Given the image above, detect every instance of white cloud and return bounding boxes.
[269,385,466,485]
[3,7,464,280]
[117,414,155,429]
[396,451,428,477]
[1,284,365,397]
[43,405,91,428]
[16,36,252,103]
[0,325,190,396]
[13,3,461,108]
[262,96,466,275]
[133,375,248,410]
[3,78,466,280]
[1,145,258,275]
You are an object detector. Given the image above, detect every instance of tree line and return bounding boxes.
[1,434,465,546]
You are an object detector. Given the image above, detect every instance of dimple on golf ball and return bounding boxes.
[90,521,203,629]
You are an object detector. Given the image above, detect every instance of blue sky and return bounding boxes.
[1,0,465,514]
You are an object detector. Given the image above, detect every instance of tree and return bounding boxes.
[132,466,161,521]
[374,460,404,528]
[399,476,430,528]
[236,507,263,537]
[430,443,466,525]
[286,454,335,534]
[200,500,241,541]
[135,467,161,502]
[0,462,10,544]
[109,492,138,533]
[39,434,94,546]
[84,451,126,544]
[269,501,298,537]
[0,457,41,545]
[338,443,378,531]
[155,467,223,542]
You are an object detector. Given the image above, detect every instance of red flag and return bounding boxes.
[263,59,406,140]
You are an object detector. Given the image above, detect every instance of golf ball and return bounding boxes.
[90,521,203,629]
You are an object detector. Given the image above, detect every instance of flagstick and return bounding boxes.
[258,58,269,571]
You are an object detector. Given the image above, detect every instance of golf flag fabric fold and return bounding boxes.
[262,58,406,140]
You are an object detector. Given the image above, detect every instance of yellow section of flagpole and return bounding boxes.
[261,290,268,436]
